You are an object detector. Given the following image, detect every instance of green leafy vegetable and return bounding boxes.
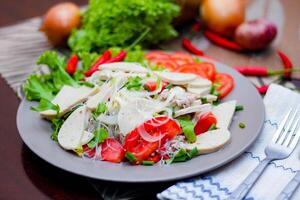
[125,152,137,162]
[23,74,54,101]
[166,147,198,164]
[31,98,60,115]
[51,118,64,141]
[68,0,180,53]
[87,128,109,148]
[126,76,143,91]
[78,51,99,71]
[177,116,196,143]
[92,102,107,119]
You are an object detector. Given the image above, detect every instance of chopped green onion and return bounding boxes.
[177,116,196,143]
[165,83,173,90]
[235,105,244,111]
[125,152,137,162]
[239,122,246,129]
[142,160,155,166]
[201,97,208,104]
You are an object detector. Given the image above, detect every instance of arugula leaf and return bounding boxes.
[31,98,60,115]
[177,116,196,143]
[92,102,107,120]
[23,74,54,101]
[87,128,109,148]
[126,76,143,91]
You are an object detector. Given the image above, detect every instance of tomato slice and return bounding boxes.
[124,116,181,162]
[149,59,179,71]
[82,144,96,158]
[170,52,195,66]
[194,112,217,135]
[214,73,234,99]
[145,51,171,60]
[145,80,157,91]
[176,63,209,79]
[101,138,125,163]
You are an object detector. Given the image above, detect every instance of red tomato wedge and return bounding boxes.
[214,73,234,99]
[82,144,96,158]
[101,138,125,163]
[149,59,179,71]
[175,63,209,80]
[194,112,217,135]
[145,51,171,60]
[170,52,195,65]
[124,116,181,162]
[145,80,157,91]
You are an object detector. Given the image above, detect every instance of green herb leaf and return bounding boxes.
[92,102,107,119]
[31,98,60,115]
[51,118,64,141]
[78,51,99,71]
[87,128,109,148]
[177,116,196,143]
[125,152,137,162]
[126,76,143,91]
[166,148,199,164]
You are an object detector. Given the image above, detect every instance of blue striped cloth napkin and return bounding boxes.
[157,84,300,200]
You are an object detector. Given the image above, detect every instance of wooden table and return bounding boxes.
[0,0,299,199]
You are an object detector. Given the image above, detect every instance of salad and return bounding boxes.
[25,50,240,165]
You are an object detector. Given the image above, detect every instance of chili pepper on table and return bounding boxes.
[84,50,111,77]
[66,54,78,75]
[106,50,127,63]
[182,38,204,56]
[204,30,244,51]
[256,85,269,94]
[191,22,202,32]
[277,50,293,79]
[233,66,296,77]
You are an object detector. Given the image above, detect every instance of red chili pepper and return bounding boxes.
[204,31,244,51]
[191,22,202,32]
[233,66,295,77]
[182,38,204,56]
[106,50,127,63]
[66,54,79,75]
[256,85,269,94]
[84,50,111,77]
[277,50,293,79]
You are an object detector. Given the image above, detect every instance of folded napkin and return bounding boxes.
[158,84,300,200]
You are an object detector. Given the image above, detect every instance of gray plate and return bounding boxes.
[16,60,265,183]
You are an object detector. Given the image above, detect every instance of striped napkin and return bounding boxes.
[158,84,300,200]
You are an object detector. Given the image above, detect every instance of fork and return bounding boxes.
[227,108,300,200]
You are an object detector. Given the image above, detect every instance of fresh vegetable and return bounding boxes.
[106,50,127,63]
[31,98,60,114]
[126,76,143,91]
[277,50,293,79]
[213,73,234,99]
[204,31,243,51]
[40,2,81,46]
[182,38,204,56]
[68,0,180,53]
[201,0,245,36]
[84,50,111,77]
[235,105,244,112]
[194,112,217,135]
[166,148,198,164]
[125,152,137,162]
[142,160,155,166]
[239,122,246,129]
[87,128,109,148]
[124,116,181,162]
[66,54,79,75]
[256,85,269,94]
[235,19,277,50]
[233,66,295,77]
[177,117,196,143]
[92,102,107,119]
[145,81,157,92]
[176,63,215,80]
[101,138,125,163]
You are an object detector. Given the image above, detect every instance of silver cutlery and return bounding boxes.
[227,108,300,200]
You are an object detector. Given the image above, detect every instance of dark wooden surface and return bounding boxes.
[0,1,102,199]
[0,0,300,199]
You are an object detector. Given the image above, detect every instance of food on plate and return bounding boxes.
[234,19,277,50]
[24,48,242,165]
[201,0,245,37]
[68,0,180,53]
[40,2,81,46]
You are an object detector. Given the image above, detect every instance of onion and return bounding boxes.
[234,19,277,50]
[201,0,245,37]
[138,125,165,143]
[40,2,81,46]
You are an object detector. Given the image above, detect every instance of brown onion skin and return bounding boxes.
[40,2,81,46]
[201,0,245,37]
[234,19,277,50]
